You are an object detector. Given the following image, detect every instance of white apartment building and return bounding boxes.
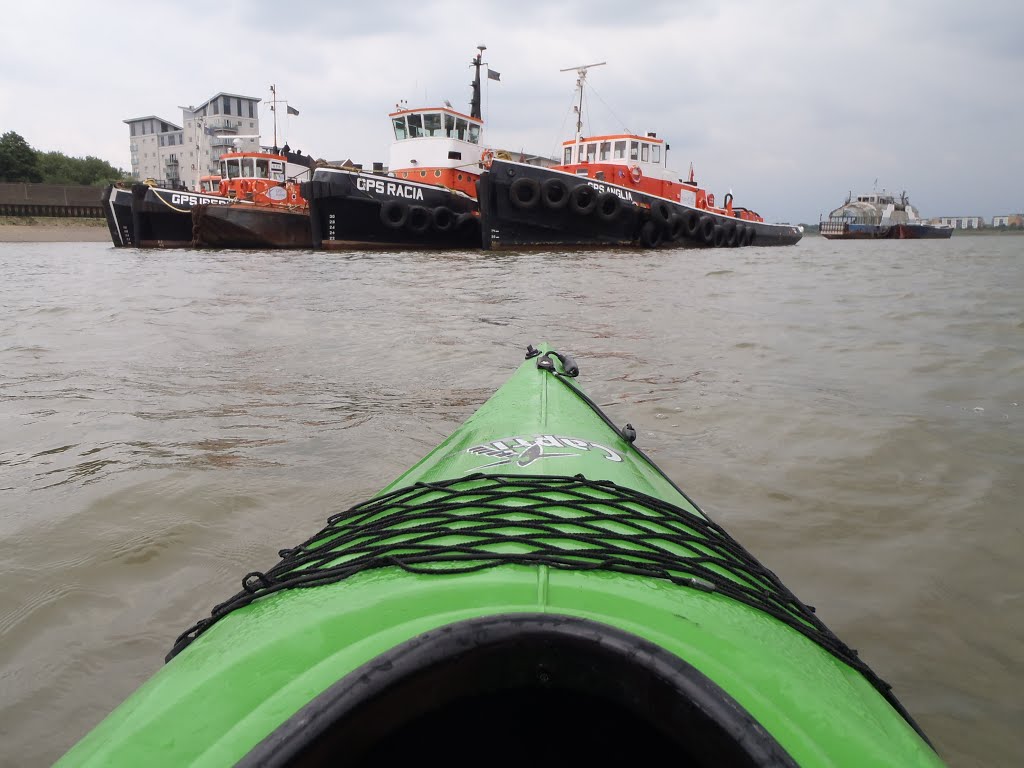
[126,92,261,190]
[937,216,984,230]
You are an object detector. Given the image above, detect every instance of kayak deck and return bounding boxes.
[56,345,943,768]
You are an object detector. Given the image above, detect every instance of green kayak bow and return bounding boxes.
[57,344,943,767]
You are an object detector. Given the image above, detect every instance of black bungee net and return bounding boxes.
[166,345,931,745]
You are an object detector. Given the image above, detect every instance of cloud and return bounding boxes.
[1,0,1020,223]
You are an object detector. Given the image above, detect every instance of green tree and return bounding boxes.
[37,151,125,185]
[0,131,42,182]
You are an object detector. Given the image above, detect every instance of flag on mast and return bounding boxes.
[287,105,300,116]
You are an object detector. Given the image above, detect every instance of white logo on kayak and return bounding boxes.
[467,435,622,469]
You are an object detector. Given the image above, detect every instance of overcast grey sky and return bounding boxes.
[1,0,1021,224]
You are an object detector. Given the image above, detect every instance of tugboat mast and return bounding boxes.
[560,61,606,144]
[470,45,486,120]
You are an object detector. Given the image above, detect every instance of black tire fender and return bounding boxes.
[380,200,408,229]
[509,177,541,209]
[596,191,621,221]
[569,184,598,215]
[639,219,664,248]
[432,206,456,232]
[540,178,569,210]
[407,205,431,234]
[700,216,716,244]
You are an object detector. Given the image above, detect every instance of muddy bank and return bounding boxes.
[0,217,110,243]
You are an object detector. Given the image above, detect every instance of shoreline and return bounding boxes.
[0,217,110,243]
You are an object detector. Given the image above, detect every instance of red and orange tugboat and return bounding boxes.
[190,146,315,249]
[477,63,803,250]
[303,47,493,250]
[102,87,317,249]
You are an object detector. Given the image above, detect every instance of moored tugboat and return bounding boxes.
[190,148,316,249]
[302,47,491,250]
[477,63,802,251]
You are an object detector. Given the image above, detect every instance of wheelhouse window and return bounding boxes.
[270,159,285,181]
[444,113,455,137]
[652,145,661,163]
[255,158,270,178]
[563,146,573,164]
[455,117,468,140]
[641,143,650,162]
[468,123,481,144]
[629,141,639,161]
[423,112,443,137]
[222,158,241,179]
[407,113,424,138]
[613,140,625,159]
[393,116,408,140]
[585,143,597,163]
[599,142,611,161]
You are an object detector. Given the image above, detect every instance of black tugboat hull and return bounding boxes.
[131,184,232,248]
[101,184,135,247]
[303,168,481,250]
[478,160,803,250]
[191,204,312,249]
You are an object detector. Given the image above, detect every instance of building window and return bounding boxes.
[248,101,254,118]
[223,96,231,115]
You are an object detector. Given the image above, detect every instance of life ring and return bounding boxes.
[481,149,495,169]
[217,180,228,196]
[240,179,252,196]
[629,164,642,184]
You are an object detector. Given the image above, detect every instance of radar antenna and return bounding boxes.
[559,61,606,143]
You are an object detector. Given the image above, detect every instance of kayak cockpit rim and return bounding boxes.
[236,614,798,767]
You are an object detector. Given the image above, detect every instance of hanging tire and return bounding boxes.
[667,214,685,241]
[650,200,673,225]
[713,225,727,248]
[744,226,756,246]
[596,191,621,221]
[510,177,541,209]
[724,223,739,247]
[541,178,569,210]
[569,184,598,215]
[684,209,701,237]
[700,216,716,244]
[432,206,456,232]
[380,200,408,229]
[407,205,431,234]
[639,219,664,248]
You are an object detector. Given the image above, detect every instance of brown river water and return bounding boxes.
[1,236,1021,766]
